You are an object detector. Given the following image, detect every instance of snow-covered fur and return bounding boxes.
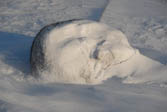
[30,20,136,84]
[30,19,78,77]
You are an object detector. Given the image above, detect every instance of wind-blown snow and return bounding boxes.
[0,0,167,111]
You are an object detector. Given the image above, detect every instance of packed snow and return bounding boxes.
[0,0,108,36]
[0,0,167,112]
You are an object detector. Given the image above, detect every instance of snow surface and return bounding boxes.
[0,0,108,36]
[0,0,167,112]
[101,0,167,61]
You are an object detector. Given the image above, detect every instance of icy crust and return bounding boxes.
[30,20,137,84]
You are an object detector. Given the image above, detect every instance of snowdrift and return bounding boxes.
[30,20,167,84]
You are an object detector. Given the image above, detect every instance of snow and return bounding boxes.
[0,0,167,112]
[101,0,167,60]
[0,0,108,36]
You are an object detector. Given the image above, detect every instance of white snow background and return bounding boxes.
[0,0,167,112]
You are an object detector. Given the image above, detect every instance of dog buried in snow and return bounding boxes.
[30,19,166,85]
